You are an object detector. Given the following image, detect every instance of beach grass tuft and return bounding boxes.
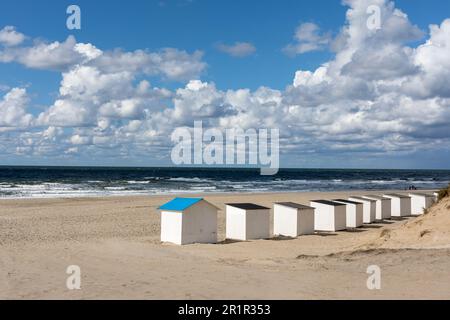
[438,183,450,202]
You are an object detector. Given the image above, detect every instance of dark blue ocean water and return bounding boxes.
[0,166,449,198]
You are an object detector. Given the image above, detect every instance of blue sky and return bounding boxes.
[1,0,345,95]
[1,0,449,92]
[1,0,450,169]
[1,0,449,90]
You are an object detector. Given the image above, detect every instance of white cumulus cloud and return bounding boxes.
[0,88,33,128]
[216,42,256,57]
[0,0,449,167]
[284,22,332,55]
[0,26,26,47]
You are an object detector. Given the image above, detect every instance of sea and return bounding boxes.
[0,166,449,199]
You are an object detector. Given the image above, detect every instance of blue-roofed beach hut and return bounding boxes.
[158,198,219,245]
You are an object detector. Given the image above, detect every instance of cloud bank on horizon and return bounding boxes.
[0,0,450,168]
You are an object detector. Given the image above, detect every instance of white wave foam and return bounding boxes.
[168,177,212,183]
[127,180,151,184]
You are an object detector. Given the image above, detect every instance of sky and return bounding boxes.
[0,0,450,169]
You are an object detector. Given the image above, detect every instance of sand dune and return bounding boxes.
[361,195,450,250]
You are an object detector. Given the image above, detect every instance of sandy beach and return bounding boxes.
[1,191,449,300]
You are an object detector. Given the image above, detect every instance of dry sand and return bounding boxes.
[1,191,449,300]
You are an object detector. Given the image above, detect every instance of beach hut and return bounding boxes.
[310,200,347,232]
[332,199,364,228]
[348,197,376,223]
[158,198,219,245]
[409,193,435,216]
[273,202,315,237]
[382,194,411,217]
[362,195,392,220]
[433,191,439,202]
[226,203,270,241]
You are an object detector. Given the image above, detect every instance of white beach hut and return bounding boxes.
[382,194,411,217]
[409,193,435,216]
[309,200,347,232]
[332,199,364,228]
[226,203,271,241]
[362,195,392,220]
[273,202,315,237]
[433,191,439,202]
[159,198,219,245]
[348,197,376,224]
